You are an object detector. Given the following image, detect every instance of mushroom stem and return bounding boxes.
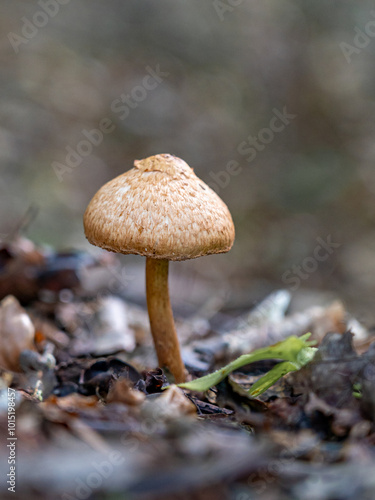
[146,257,186,383]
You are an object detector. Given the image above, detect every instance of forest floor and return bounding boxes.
[1,237,375,500]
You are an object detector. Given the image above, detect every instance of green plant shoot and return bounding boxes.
[178,333,317,397]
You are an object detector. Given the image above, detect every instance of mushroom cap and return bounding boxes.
[83,154,235,261]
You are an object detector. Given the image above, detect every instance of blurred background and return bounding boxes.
[1,0,375,323]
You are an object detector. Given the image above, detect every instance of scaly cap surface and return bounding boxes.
[83,154,235,261]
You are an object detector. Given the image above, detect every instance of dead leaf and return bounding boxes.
[0,295,36,371]
[157,386,197,417]
[107,378,145,406]
[43,393,99,413]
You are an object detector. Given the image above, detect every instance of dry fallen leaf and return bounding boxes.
[107,378,145,406]
[157,385,197,417]
[40,394,100,422]
[0,295,36,371]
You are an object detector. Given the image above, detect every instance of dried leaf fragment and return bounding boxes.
[0,295,36,371]
[107,378,145,406]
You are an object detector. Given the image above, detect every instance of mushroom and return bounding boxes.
[83,154,235,382]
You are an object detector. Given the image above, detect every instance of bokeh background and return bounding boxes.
[1,0,375,322]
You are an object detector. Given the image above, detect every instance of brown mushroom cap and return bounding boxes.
[83,154,235,261]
